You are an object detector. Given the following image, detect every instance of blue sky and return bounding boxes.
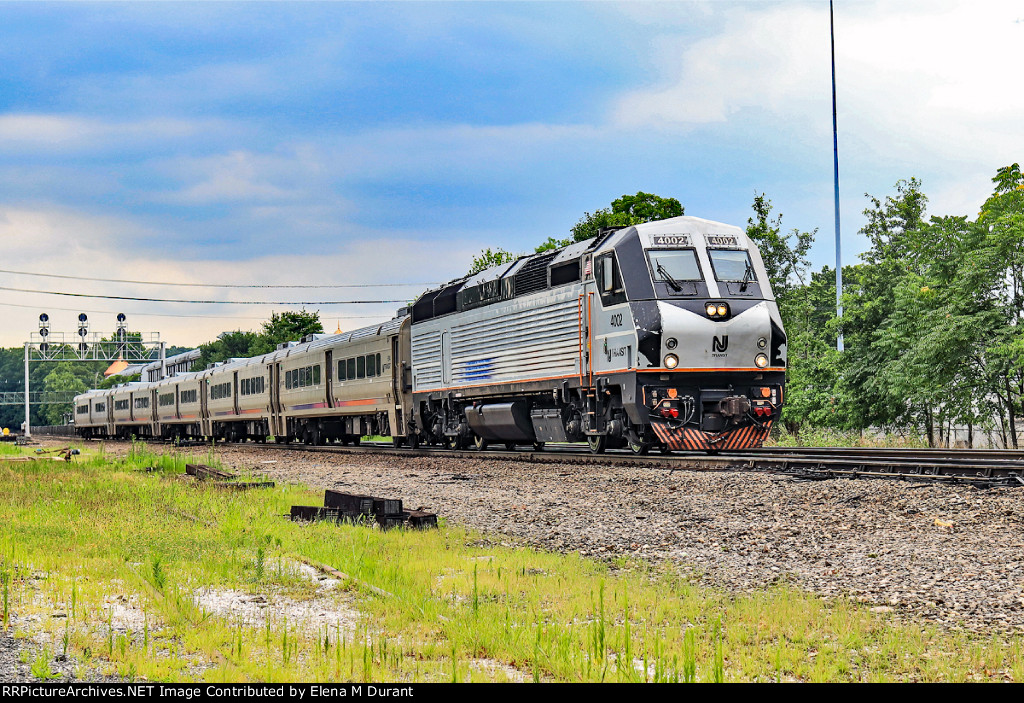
[1,1,1021,347]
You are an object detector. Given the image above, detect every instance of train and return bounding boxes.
[74,215,787,453]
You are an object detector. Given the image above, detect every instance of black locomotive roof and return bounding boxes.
[411,232,616,323]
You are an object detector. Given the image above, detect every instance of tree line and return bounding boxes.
[776,164,1024,447]
[4,168,1022,447]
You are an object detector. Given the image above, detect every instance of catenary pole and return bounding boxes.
[831,0,844,351]
[24,342,30,437]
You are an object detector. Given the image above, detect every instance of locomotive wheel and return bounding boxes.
[532,442,545,451]
[587,435,606,454]
[408,433,420,449]
[392,436,405,448]
[628,438,651,455]
[352,435,361,446]
[473,435,489,451]
[659,444,673,455]
[504,442,517,451]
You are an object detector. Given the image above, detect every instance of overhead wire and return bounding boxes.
[0,267,438,289]
[0,300,389,321]
[0,285,410,305]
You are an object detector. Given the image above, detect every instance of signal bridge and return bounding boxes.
[22,312,166,438]
[0,391,78,405]
[27,331,163,361]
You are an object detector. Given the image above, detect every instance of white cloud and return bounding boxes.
[163,151,304,205]
[609,0,1024,220]
[323,122,602,181]
[0,114,227,154]
[0,204,475,348]
[0,206,154,259]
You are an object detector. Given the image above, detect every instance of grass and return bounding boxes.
[0,440,1021,682]
[766,426,932,448]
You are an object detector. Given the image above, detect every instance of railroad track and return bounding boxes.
[177,439,1024,488]
[61,433,1024,486]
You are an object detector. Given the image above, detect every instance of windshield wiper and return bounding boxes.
[740,263,756,292]
[656,261,684,292]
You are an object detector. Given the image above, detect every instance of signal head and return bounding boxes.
[117,313,126,323]
[78,313,88,323]
[39,313,49,323]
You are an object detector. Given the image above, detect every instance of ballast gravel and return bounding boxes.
[44,440,1024,635]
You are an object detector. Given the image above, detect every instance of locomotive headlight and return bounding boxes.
[705,303,717,316]
[666,337,678,350]
[716,304,728,316]
[754,353,769,369]
[664,354,679,369]
[757,337,768,349]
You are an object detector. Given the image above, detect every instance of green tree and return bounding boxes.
[467,248,518,276]
[973,164,1024,446]
[534,236,570,253]
[250,310,323,356]
[192,330,259,371]
[41,363,88,426]
[570,191,684,243]
[745,194,814,298]
[610,192,684,223]
[97,373,142,390]
[840,178,929,432]
[191,311,323,371]
[468,191,683,275]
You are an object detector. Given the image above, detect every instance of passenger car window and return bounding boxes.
[357,356,366,379]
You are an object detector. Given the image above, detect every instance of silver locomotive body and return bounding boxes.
[409,215,786,452]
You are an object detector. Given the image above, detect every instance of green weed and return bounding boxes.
[1,443,1021,683]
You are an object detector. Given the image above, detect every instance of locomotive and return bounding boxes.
[74,215,786,453]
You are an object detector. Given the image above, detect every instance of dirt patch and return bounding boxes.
[193,560,358,634]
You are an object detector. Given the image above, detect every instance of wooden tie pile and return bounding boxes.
[291,489,437,530]
[184,463,275,490]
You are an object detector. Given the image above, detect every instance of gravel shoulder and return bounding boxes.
[34,439,1024,636]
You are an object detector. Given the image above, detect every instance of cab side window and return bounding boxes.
[595,254,627,307]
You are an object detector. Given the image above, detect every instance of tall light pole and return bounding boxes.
[24,342,30,437]
[831,0,844,351]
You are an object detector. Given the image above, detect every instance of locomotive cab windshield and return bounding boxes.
[646,248,702,296]
[708,248,761,297]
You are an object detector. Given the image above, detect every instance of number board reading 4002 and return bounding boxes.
[651,234,691,247]
[705,234,739,247]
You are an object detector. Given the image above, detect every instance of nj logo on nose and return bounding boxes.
[712,335,729,353]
